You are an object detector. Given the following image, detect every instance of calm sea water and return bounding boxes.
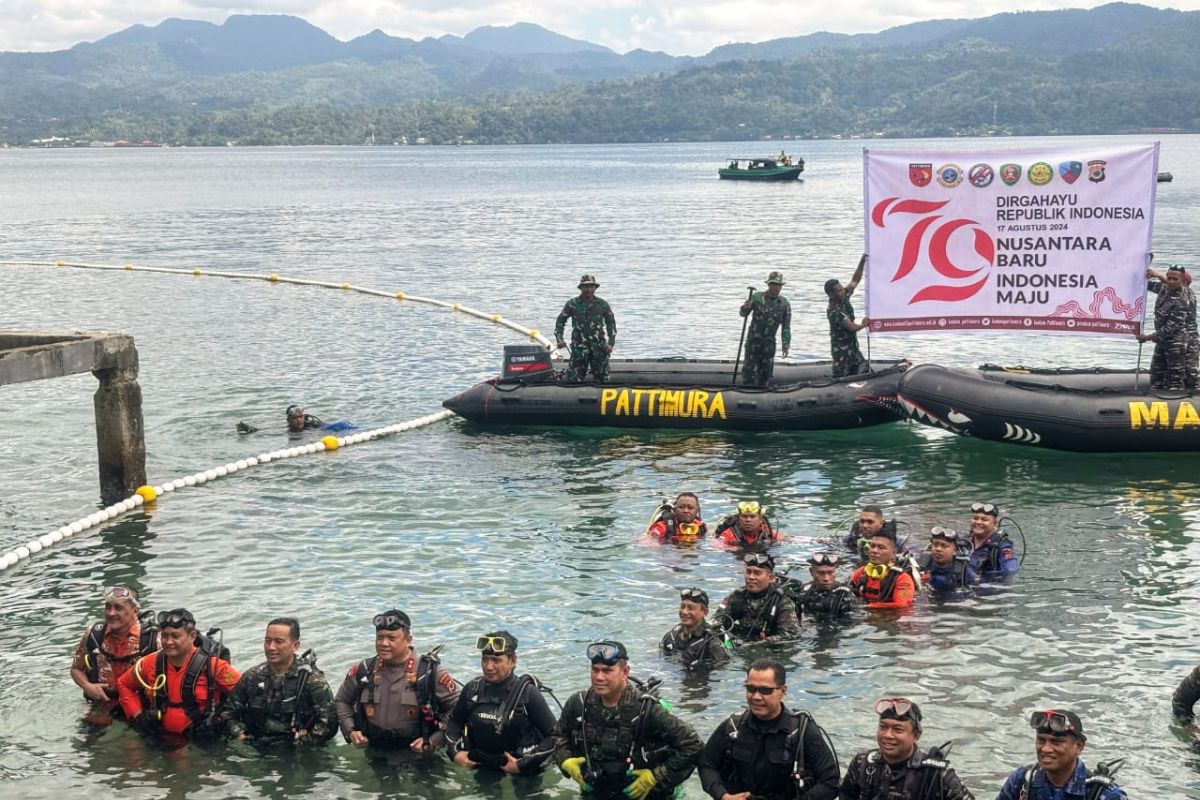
[1,138,1199,799]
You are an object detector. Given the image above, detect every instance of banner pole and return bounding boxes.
[1134,253,1152,392]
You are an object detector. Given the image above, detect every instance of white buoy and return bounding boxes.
[161,482,175,493]
[28,540,43,554]
[214,466,228,477]
[246,458,257,467]
[184,475,197,487]
[172,478,187,490]
[236,460,249,469]
[16,546,31,560]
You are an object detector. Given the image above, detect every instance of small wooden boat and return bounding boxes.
[719,156,804,181]
[896,363,1200,452]
[444,357,908,431]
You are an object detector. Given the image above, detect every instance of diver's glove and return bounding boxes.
[132,711,161,736]
[561,756,591,791]
[624,768,657,799]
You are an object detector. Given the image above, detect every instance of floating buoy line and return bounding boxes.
[0,259,556,573]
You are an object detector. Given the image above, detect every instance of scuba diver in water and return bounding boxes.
[917,528,975,594]
[70,585,159,725]
[842,505,914,562]
[236,404,354,435]
[646,493,707,541]
[660,588,731,668]
[718,553,800,643]
[849,531,918,609]
[553,640,701,799]
[965,502,1020,583]
[782,551,856,621]
[445,630,558,775]
[840,699,973,799]
[995,710,1127,800]
[713,500,783,548]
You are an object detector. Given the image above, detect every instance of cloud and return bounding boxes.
[3,0,1199,55]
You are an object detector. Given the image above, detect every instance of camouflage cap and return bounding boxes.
[766,271,785,285]
[578,274,599,288]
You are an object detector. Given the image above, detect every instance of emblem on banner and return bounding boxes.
[1059,161,1083,184]
[869,197,992,305]
[1087,159,1107,182]
[1000,163,1021,186]
[909,163,932,187]
[1028,162,1053,186]
[936,164,963,188]
[968,163,994,188]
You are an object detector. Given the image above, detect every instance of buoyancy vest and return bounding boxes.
[724,586,787,638]
[916,551,971,589]
[351,648,454,743]
[83,617,158,684]
[719,708,814,795]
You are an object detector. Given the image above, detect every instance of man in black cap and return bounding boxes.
[660,589,730,667]
[839,698,973,799]
[553,640,701,799]
[718,553,800,643]
[334,610,460,756]
[825,254,871,378]
[739,271,791,387]
[995,709,1126,799]
[699,658,840,800]
[555,274,617,382]
[445,630,556,774]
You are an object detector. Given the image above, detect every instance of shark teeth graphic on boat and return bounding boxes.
[896,394,968,433]
[1001,422,1042,444]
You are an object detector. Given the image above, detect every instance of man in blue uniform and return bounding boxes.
[917,528,975,593]
[995,710,1127,800]
[965,503,1018,582]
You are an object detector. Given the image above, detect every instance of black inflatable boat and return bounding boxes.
[443,357,909,430]
[896,363,1200,452]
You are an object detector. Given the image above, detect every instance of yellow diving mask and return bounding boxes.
[737,501,762,515]
[677,522,700,538]
[864,563,890,580]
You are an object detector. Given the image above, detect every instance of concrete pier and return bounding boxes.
[0,331,147,503]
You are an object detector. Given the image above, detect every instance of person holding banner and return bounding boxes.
[1137,265,1194,390]
[824,254,871,378]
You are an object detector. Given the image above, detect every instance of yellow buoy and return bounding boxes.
[269,274,279,282]
[395,291,405,301]
[321,435,340,451]
[135,485,158,502]
[193,268,202,276]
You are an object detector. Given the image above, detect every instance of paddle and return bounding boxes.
[732,286,755,385]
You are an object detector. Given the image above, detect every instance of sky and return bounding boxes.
[5,0,1200,56]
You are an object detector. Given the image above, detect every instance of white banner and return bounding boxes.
[863,143,1159,335]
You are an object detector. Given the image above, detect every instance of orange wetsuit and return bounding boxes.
[118,647,240,735]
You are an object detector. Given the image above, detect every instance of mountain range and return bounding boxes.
[2,3,1197,144]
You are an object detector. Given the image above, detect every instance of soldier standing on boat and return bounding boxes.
[825,254,871,378]
[1137,265,1193,390]
[739,272,791,387]
[556,274,616,383]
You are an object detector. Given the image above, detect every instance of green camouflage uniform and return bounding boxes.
[553,683,701,799]
[556,296,617,382]
[740,292,791,387]
[1147,281,1194,390]
[720,586,800,643]
[224,658,338,746]
[827,292,867,378]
